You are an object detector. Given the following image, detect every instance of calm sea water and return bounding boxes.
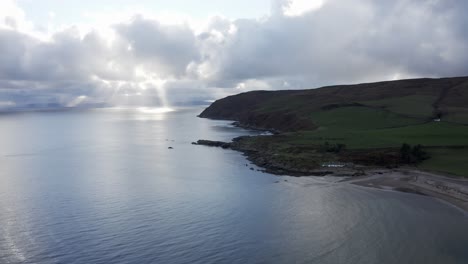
[0,108,466,264]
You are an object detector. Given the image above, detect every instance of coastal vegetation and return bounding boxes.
[199,77,468,177]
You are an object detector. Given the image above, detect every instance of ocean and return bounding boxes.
[0,107,466,264]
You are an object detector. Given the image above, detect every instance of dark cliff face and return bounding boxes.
[199,76,468,132]
[199,90,316,132]
[199,90,293,120]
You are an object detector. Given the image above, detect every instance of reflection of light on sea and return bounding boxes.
[137,107,174,114]
[2,207,26,262]
[135,107,175,121]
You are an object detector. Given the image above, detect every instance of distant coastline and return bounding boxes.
[196,76,468,212]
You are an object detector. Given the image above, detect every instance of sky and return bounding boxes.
[0,0,467,109]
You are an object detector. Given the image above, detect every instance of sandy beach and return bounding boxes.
[344,169,468,212]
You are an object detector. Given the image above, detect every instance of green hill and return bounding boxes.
[200,76,468,177]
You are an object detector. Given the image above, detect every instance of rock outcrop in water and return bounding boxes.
[193,140,231,149]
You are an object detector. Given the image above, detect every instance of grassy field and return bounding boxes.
[360,95,436,119]
[444,107,468,124]
[419,148,468,177]
[276,119,468,177]
[287,121,468,149]
[309,106,422,130]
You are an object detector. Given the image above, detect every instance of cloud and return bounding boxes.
[211,0,468,88]
[114,15,201,78]
[0,0,26,30]
[282,0,325,17]
[0,0,467,109]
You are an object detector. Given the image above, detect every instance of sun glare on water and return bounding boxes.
[137,107,175,114]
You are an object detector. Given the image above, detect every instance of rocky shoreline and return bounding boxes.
[194,139,468,212]
[193,138,363,177]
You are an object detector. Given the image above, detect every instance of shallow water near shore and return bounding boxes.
[0,108,467,264]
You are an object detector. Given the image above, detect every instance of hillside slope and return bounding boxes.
[200,76,468,132]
